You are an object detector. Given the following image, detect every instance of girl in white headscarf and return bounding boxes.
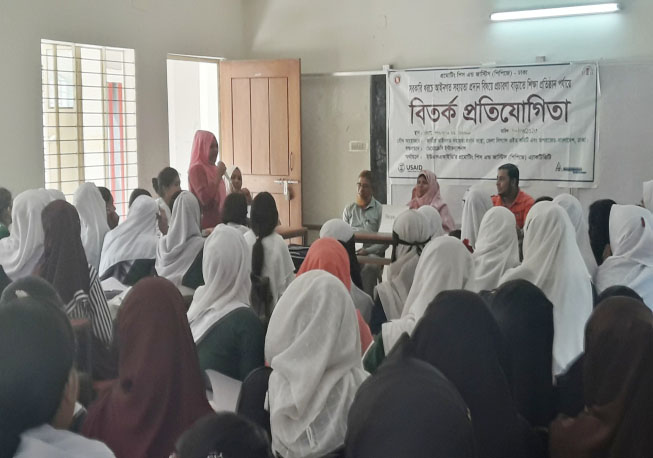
[0,189,52,280]
[501,201,593,374]
[73,183,110,270]
[469,206,520,292]
[266,270,368,458]
[45,189,66,201]
[416,205,446,240]
[643,180,653,211]
[224,165,253,205]
[553,193,598,279]
[320,218,374,322]
[461,185,493,249]
[379,236,475,357]
[375,210,431,321]
[99,194,159,284]
[155,191,205,289]
[596,205,653,309]
[187,224,264,380]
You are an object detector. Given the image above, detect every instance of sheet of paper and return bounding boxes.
[205,369,242,412]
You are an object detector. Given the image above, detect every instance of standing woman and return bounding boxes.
[74,183,110,270]
[407,170,455,232]
[224,165,253,205]
[0,189,51,281]
[0,187,12,240]
[152,167,182,226]
[188,130,227,229]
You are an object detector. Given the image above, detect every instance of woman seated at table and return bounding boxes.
[408,170,455,232]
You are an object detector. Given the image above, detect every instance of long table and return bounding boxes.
[353,231,393,245]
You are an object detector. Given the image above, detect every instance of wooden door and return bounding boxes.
[219,59,302,241]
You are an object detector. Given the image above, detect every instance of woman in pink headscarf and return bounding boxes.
[188,130,227,229]
[408,170,455,232]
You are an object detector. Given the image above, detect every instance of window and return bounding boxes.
[41,39,137,218]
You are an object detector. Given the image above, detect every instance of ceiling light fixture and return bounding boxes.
[491,3,620,21]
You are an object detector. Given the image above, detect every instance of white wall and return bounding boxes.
[0,0,243,196]
[243,0,653,73]
[301,75,371,226]
[242,0,653,226]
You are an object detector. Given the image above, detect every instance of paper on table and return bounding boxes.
[101,276,129,293]
[205,369,242,412]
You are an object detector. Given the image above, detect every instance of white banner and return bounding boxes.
[387,63,598,183]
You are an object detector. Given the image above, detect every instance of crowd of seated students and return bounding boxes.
[2,141,653,458]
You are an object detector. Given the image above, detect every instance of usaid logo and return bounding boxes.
[406,164,423,172]
[398,163,405,173]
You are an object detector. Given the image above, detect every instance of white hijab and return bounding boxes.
[98,195,159,276]
[469,206,520,292]
[553,193,598,279]
[320,218,354,242]
[375,210,431,320]
[266,270,368,458]
[381,236,474,352]
[319,219,374,320]
[416,205,445,239]
[501,201,593,374]
[224,165,239,194]
[187,224,251,343]
[643,180,653,211]
[596,205,653,309]
[0,189,52,280]
[460,185,493,248]
[73,183,110,270]
[45,189,66,201]
[155,191,204,288]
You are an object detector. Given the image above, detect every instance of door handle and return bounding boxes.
[273,179,299,201]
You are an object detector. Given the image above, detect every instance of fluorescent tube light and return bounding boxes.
[491,3,620,21]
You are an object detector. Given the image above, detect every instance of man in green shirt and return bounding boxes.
[342,170,385,296]
[0,188,12,241]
